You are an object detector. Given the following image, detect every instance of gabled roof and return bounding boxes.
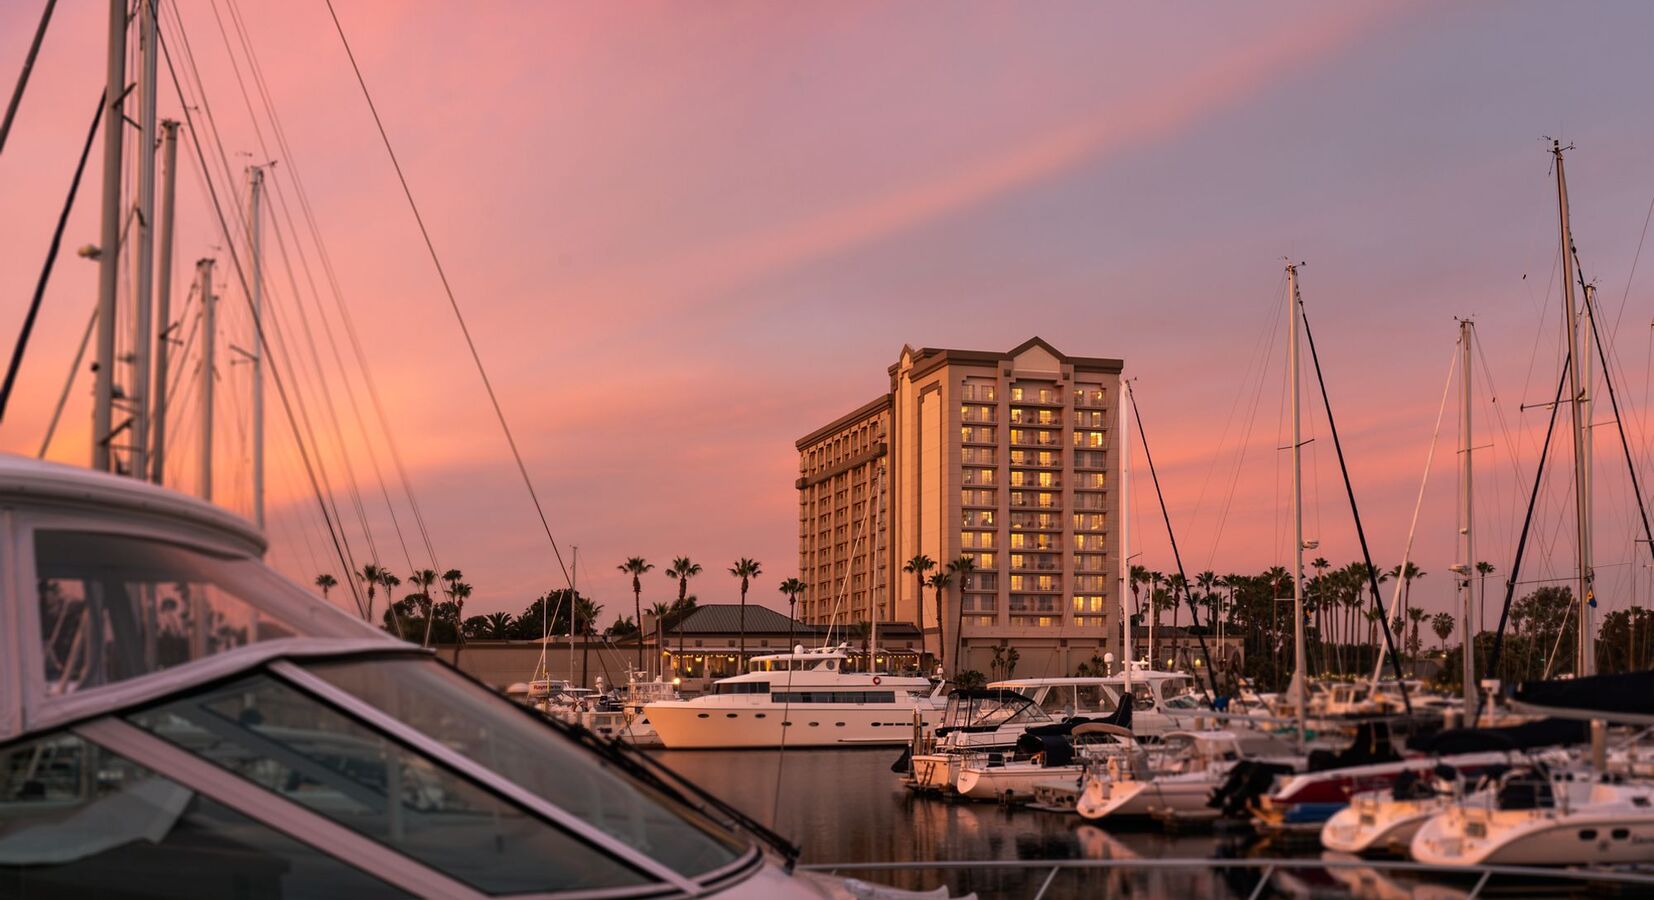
[653,604,922,639]
[888,336,1124,381]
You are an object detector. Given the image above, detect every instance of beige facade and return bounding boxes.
[796,337,1124,680]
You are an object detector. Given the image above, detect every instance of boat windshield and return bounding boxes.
[33,529,357,697]
[128,657,746,887]
[945,691,1050,728]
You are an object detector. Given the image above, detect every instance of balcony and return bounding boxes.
[1009,430,1062,448]
[1008,409,1062,426]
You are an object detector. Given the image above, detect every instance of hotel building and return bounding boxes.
[795,337,1123,679]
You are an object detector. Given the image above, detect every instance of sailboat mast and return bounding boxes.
[197,259,216,501]
[570,546,579,686]
[870,458,884,668]
[130,0,159,480]
[91,0,126,472]
[1553,141,1594,677]
[1119,374,1132,692]
[1287,263,1308,749]
[1459,319,1477,714]
[248,166,266,528]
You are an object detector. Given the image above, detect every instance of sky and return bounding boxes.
[5,1,1654,631]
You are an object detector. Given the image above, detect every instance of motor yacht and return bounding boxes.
[644,645,943,749]
[0,454,926,898]
[953,721,1133,802]
[902,689,1057,793]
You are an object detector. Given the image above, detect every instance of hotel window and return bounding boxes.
[961,488,996,507]
[974,572,999,590]
[962,468,996,486]
[1075,450,1105,469]
[962,446,995,464]
[1074,430,1107,448]
[1038,409,1057,425]
[1080,472,1106,489]
[959,531,996,549]
[1071,533,1098,550]
[1074,491,1106,510]
[1074,386,1106,407]
[1073,410,1106,427]
[962,594,997,612]
[963,551,996,569]
[1009,428,1029,444]
[970,616,996,626]
[1073,513,1106,531]
[961,404,995,423]
[961,426,996,444]
[963,381,997,402]
[1074,575,1109,592]
[1073,595,1106,613]
[1011,616,1057,628]
[1010,386,1025,401]
[1074,616,1106,628]
[1037,471,1056,487]
[1074,553,1107,571]
[962,510,996,527]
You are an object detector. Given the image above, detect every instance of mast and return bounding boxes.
[1554,141,1594,677]
[197,258,216,501]
[151,119,179,483]
[1287,262,1308,750]
[1119,374,1133,692]
[570,546,579,686]
[129,0,159,479]
[1458,319,1477,714]
[91,0,126,472]
[248,165,266,528]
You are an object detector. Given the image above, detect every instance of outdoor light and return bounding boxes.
[672,677,681,685]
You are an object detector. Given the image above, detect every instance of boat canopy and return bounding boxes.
[1408,717,1590,755]
[1512,671,1654,725]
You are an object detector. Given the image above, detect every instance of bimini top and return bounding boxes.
[0,453,386,743]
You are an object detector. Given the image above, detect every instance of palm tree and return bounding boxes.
[1388,562,1426,631]
[314,573,337,600]
[449,582,473,666]
[409,569,439,647]
[1431,611,1455,652]
[617,557,654,670]
[1406,606,1428,659]
[948,555,977,675]
[483,610,512,639]
[729,558,762,672]
[664,557,702,663]
[903,555,937,668]
[1147,570,1165,664]
[379,572,403,638]
[925,570,953,675]
[356,564,385,624]
[1475,561,1495,637]
[648,601,673,675]
[778,577,806,661]
[576,596,602,687]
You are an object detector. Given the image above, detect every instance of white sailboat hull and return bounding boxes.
[955,764,1082,801]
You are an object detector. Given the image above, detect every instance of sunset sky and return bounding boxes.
[5,2,1654,629]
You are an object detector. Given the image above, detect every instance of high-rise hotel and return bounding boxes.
[795,338,1123,679]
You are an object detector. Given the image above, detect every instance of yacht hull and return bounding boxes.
[646,701,938,749]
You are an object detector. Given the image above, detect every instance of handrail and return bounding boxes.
[801,856,1654,900]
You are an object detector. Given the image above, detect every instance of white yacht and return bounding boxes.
[952,723,1132,802]
[644,646,944,749]
[1074,730,1299,822]
[1411,765,1654,866]
[904,689,1057,793]
[0,454,925,898]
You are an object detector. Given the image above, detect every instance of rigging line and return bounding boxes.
[267,163,418,575]
[37,303,97,459]
[1480,353,1569,718]
[259,177,388,571]
[1368,345,1457,686]
[1585,279,1654,571]
[159,283,199,421]
[324,0,574,590]
[1124,379,1217,704]
[194,0,388,569]
[1294,299,1412,718]
[0,0,57,157]
[1205,291,1284,571]
[156,24,366,619]
[1,92,102,425]
[1189,272,1286,526]
[217,0,439,589]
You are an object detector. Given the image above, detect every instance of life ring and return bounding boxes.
[872,676,882,685]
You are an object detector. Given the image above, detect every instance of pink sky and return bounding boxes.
[6,2,1654,629]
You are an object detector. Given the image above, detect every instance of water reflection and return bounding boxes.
[653,749,1609,899]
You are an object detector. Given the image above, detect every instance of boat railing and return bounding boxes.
[801,856,1654,900]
